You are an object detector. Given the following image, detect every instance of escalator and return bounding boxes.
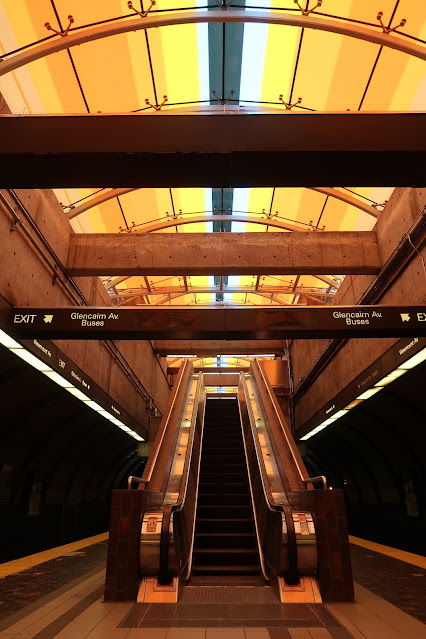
[193,398,259,578]
[108,359,352,604]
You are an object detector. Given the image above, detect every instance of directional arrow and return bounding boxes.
[400,313,411,322]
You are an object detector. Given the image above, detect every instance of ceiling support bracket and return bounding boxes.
[279,95,302,110]
[376,11,406,35]
[293,0,322,17]
[127,1,156,19]
[44,15,74,37]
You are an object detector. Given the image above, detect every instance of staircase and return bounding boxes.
[192,398,260,577]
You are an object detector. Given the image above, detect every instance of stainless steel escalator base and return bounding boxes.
[119,600,344,628]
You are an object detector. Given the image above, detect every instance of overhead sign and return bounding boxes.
[7,306,426,340]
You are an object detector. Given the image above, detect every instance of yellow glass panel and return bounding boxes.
[1,0,63,113]
[336,0,398,23]
[89,198,123,233]
[271,189,326,227]
[316,197,352,232]
[53,0,124,24]
[325,38,379,112]
[260,24,300,105]
[248,188,274,214]
[292,28,345,111]
[159,24,200,105]
[170,188,206,233]
[64,33,142,112]
[119,189,162,226]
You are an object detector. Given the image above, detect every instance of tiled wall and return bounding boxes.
[104,490,146,601]
[313,489,354,601]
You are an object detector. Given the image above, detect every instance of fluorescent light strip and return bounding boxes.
[397,347,426,370]
[301,346,425,441]
[0,328,144,441]
[356,387,383,400]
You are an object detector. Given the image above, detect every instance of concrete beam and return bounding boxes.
[154,341,286,356]
[67,232,381,276]
[1,113,426,187]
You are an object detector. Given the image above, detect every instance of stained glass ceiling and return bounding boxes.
[1,0,425,308]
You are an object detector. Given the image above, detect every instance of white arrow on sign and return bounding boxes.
[400,313,411,322]
[43,315,54,324]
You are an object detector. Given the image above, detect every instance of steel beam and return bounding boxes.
[0,10,424,81]
[157,341,285,355]
[66,231,380,276]
[1,113,426,187]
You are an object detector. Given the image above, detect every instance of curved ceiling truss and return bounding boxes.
[115,288,330,307]
[0,10,425,79]
[106,273,338,293]
[118,290,298,307]
[67,186,379,222]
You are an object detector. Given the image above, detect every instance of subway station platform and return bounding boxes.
[0,535,424,639]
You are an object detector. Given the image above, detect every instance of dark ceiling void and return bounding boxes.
[0,345,138,562]
[303,362,426,555]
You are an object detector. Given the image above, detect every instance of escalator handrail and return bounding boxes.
[143,359,190,485]
[158,372,204,584]
[238,382,274,582]
[172,373,204,510]
[254,360,311,488]
[241,373,299,584]
[241,374,289,513]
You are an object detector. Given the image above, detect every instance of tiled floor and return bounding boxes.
[0,541,108,625]
[0,538,425,639]
[349,545,426,624]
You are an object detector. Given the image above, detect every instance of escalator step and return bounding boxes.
[196,505,252,518]
[193,548,258,566]
[194,532,256,549]
[191,565,259,576]
[196,518,254,534]
[200,475,246,482]
[198,492,250,504]
[198,483,248,494]
[201,463,246,470]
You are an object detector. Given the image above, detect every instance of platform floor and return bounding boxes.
[0,536,425,639]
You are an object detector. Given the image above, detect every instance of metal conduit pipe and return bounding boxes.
[291,207,426,412]
[0,189,163,414]
[360,207,426,304]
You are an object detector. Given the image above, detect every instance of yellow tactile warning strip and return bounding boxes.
[0,532,108,578]
[349,535,426,570]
